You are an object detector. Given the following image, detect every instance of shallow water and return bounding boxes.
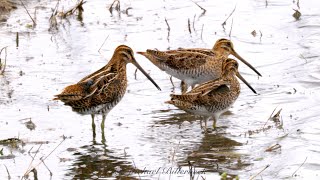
[1,0,320,179]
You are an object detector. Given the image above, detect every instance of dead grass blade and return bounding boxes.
[222,5,236,30]
[249,164,270,180]
[3,164,11,180]
[19,0,36,27]
[190,0,206,16]
[0,46,8,75]
[292,157,307,177]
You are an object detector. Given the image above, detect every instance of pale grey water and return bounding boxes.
[0,0,320,179]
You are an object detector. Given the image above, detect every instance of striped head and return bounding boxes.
[113,45,136,64]
[113,45,161,91]
[213,39,261,77]
[222,58,257,94]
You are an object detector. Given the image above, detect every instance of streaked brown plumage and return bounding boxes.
[54,45,161,136]
[166,58,256,129]
[137,39,261,93]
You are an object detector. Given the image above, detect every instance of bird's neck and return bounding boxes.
[222,71,240,89]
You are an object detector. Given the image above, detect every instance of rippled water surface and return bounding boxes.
[1,0,320,179]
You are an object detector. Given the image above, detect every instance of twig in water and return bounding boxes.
[125,7,132,16]
[265,143,281,152]
[98,35,109,54]
[23,138,65,178]
[259,30,263,42]
[24,144,43,179]
[192,14,196,32]
[49,0,59,31]
[4,164,11,180]
[190,0,206,16]
[292,157,307,177]
[19,0,36,26]
[222,5,237,30]
[271,108,282,123]
[109,0,120,14]
[16,32,19,47]
[188,18,192,34]
[40,158,53,176]
[262,106,278,129]
[59,0,86,18]
[164,18,170,42]
[200,24,204,40]
[0,46,8,75]
[134,68,138,80]
[265,0,268,7]
[228,18,234,38]
[249,164,270,180]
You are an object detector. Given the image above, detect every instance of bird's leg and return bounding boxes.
[205,117,210,131]
[169,76,175,87]
[212,116,217,130]
[101,114,106,144]
[91,114,96,144]
[181,81,188,94]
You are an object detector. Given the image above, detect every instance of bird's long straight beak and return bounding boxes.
[232,49,262,77]
[236,72,257,94]
[132,59,161,91]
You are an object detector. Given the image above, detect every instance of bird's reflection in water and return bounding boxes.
[154,109,250,177]
[180,133,251,177]
[65,120,141,179]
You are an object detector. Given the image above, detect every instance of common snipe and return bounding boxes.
[166,58,256,129]
[54,45,161,141]
[138,39,261,93]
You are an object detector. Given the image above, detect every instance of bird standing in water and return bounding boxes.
[166,58,256,129]
[54,45,161,141]
[138,39,261,93]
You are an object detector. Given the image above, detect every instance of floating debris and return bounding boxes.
[0,137,22,145]
[293,9,301,20]
[265,143,281,152]
[251,30,257,37]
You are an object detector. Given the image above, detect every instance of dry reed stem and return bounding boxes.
[292,157,307,177]
[0,46,8,75]
[228,18,234,38]
[192,14,196,32]
[265,143,281,152]
[187,18,191,34]
[222,5,236,30]
[19,0,36,26]
[109,0,120,14]
[23,138,65,178]
[3,164,11,180]
[60,0,86,18]
[190,0,206,16]
[164,18,170,42]
[249,164,270,180]
[200,24,204,40]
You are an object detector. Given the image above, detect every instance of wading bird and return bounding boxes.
[138,39,261,93]
[54,45,161,141]
[166,58,256,129]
